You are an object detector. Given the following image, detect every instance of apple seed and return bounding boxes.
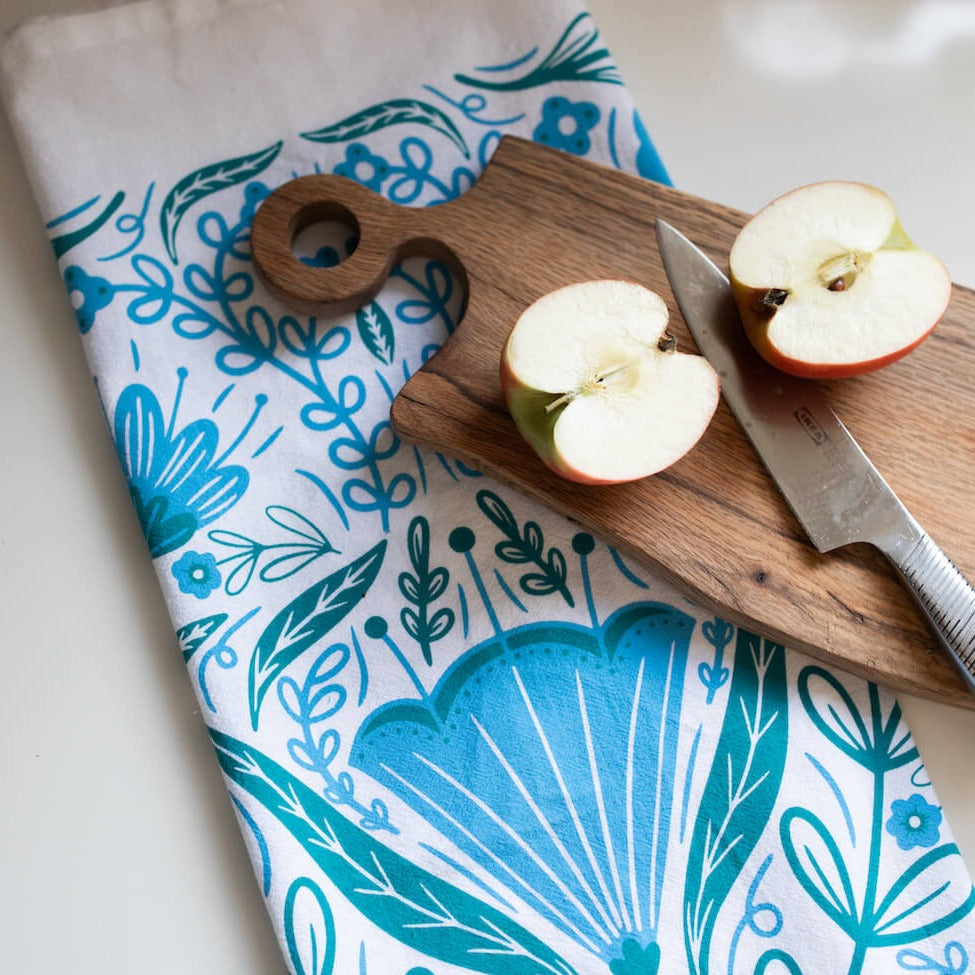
[817,250,867,292]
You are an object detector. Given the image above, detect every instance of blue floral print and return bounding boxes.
[887,793,944,851]
[533,95,600,154]
[63,264,114,332]
[172,550,222,598]
[333,142,391,191]
[112,379,250,557]
[42,7,974,974]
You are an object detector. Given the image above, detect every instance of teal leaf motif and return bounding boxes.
[51,191,125,258]
[781,665,971,972]
[176,612,228,662]
[398,516,454,665]
[301,98,469,159]
[284,878,336,975]
[211,504,338,596]
[355,301,395,364]
[799,667,918,773]
[780,808,859,936]
[683,630,789,975]
[872,843,975,945]
[455,13,621,91]
[781,811,975,951]
[160,140,282,264]
[476,489,572,606]
[211,729,577,975]
[248,540,386,730]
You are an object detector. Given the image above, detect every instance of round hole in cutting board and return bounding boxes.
[289,202,360,270]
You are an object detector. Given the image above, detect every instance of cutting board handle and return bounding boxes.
[250,173,466,316]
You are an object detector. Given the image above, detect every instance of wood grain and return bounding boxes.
[251,135,975,708]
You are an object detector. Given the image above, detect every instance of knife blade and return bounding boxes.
[655,218,975,694]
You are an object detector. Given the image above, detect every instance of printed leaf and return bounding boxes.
[398,572,420,603]
[871,843,975,945]
[426,566,449,601]
[267,505,333,545]
[799,667,918,773]
[428,607,454,640]
[521,572,559,597]
[283,878,336,975]
[407,516,427,567]
[798,666,873,766]
[401,607,421,640]
[160,140,282,264]
[523,521,543,558]
[301,98,469,158]
[477,489,573,606]
[454,13,621,91]
[248,540,386,729]
[683,630,789,974]
[354,302,395,364]
[779,808,858,935]
[547,548,567,585]
[398,516,453,665]
[496,540,532,564]
[260,547,333,583]
[211,729,577,975]
[476,489,519,537]
[51,191,125,258]
[176,613,228,662]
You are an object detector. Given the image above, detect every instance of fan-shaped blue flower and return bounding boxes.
[352,602,691,968]
[112,382,249,558]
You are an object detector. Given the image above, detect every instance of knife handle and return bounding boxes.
[886,530,975,694]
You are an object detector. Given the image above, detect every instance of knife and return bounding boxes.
[655,218,975,694]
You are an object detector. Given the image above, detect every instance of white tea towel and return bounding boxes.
[3,1,974,972]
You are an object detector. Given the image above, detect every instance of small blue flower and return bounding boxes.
[172,551,222,599]
[533,96,600,155]
[334,143,390,191]
[885,793,942,851]
[64,265,115,333]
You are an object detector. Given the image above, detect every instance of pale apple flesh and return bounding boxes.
[729,181,952,378]
[500,280,720,484]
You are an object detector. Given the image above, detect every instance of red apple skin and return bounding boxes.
[731,279,951,380]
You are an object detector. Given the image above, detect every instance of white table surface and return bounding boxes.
[2,1,974,971]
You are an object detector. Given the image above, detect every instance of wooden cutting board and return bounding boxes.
[251,135,975,708]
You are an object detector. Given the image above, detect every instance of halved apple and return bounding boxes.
[729,180,952,378]
[500,279,720,484]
